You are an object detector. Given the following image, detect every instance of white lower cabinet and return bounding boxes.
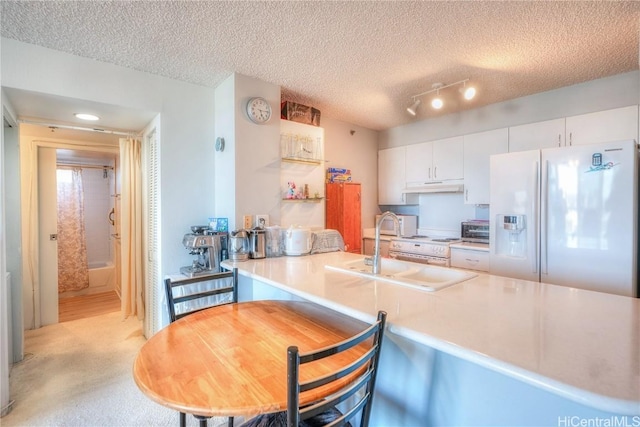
[451,247,489,272]
[363,238,390,257]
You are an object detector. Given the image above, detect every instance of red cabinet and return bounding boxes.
[325,183,362,253]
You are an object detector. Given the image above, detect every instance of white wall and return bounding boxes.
[0,90,11,416]
[2,100,23,365]
[322,116,379,229]
[81,167,114,265]
[378,71,639,234]
[1,37,216,294]
[214,73,281,231]
[380,71,639,148]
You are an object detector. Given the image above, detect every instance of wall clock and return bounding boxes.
[246,97,272,124]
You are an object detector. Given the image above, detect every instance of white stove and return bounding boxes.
[388,235,462,267]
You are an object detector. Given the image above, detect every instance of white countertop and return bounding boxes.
[222,252,640,415]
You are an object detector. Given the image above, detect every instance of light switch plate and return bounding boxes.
[243,215,252,229]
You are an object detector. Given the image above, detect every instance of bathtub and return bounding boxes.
[59,261,115,298]
[88,262,115,291]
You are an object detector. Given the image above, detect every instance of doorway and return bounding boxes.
[55,148,121,322]
[19,124,121,328]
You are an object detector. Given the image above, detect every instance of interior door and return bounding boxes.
[38,147,59,326]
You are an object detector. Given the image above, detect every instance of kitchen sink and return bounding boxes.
[324,257,477,291]
[334,257,415,276]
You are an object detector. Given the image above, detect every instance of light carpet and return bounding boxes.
[1,311,229,427]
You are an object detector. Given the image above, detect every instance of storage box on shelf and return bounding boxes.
[281,101,321,127]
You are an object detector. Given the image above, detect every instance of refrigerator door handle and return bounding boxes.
[541,160,549,275]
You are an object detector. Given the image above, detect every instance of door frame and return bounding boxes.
[20,134,119,328]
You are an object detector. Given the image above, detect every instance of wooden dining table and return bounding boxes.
[133,300,372,420]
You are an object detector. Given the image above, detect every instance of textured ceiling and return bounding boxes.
[2,1,639,131]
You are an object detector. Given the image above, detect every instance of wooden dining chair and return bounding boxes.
[242,310,387,427]
[164,268,239,427]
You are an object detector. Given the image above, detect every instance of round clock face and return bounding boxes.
[246,97,272,124]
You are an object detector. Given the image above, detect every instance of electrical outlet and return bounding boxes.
[243,215,252,229]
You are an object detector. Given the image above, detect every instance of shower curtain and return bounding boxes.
[120,137,144,319]
[57,167,90,293]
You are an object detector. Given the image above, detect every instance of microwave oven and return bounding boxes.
[461,220,490,243]
[375,214,417,237]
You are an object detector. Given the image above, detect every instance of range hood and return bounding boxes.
[402,180,464,194]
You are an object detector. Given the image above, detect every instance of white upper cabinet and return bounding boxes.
[405,136,464,185]
[565,105,638,146]
[379,146,411,205]
[509,118,565,152]
[463,128,508,205]
[405,142,432,183]
[432,136,464,181]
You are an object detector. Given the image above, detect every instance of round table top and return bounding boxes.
[133,300,370,418]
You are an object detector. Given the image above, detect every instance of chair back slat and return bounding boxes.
[164,268,238,323]
[287,310,387,427]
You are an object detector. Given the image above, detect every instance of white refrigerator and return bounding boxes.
[489,140,638,297]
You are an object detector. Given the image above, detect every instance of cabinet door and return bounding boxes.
[463,128,509,205]
[362,238,389,257]
[363,238,375,256]
[378,147,407,205]
[326,183,361,253]
[565,105,638,146]
[432,136,464,181]
[343,183,362,253]
[451,248,489,272]
[405,142,433,184]
[509,118,565,152]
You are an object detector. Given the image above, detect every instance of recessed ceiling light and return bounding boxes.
[74,113,100,121]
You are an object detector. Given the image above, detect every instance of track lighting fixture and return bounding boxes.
[406,79,476,115]
[406,99,421,116]
[430,83,444,109]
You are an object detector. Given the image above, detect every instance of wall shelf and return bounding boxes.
[281,157,323,165]
[281,197,324,203]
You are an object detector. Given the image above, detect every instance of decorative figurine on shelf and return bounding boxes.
[287,181,296,199]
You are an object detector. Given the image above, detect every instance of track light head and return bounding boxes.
[407,99,421,116]
[431,97,443,109]
[461,82,476,100]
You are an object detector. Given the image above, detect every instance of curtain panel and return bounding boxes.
[56,167,90,293]
[120,138,144,319]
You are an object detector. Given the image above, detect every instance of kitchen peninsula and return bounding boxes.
[222,252,640,426]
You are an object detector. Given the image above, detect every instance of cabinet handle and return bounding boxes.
[434,166,437,179]
[428,167,431,179]
[558,134,561,147]
[465,188,468,202]
[569,132,572,146]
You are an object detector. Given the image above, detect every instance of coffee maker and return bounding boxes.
[180,225,228,277]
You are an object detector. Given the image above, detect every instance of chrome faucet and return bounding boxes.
[365,211,400,275]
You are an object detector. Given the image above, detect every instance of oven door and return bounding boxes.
[389,251,450,267]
